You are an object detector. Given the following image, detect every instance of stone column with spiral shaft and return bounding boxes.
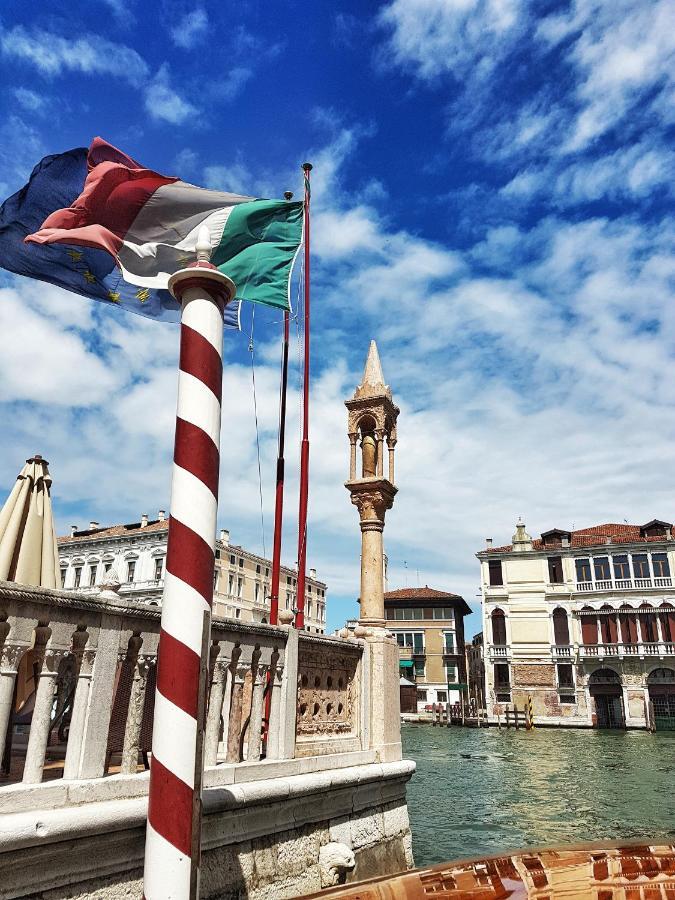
[143,227,235,900]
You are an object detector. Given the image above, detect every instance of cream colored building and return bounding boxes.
[58,514,327,632]
[477,520,675,729]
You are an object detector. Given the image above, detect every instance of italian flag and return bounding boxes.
[26,137,303,311]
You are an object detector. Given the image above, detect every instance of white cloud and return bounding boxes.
[13,88,46,113]
[0,25,149,85]
[171,9,208,49]
[144,64,197,124]
[209,68,252,103]
[203,163,253,193]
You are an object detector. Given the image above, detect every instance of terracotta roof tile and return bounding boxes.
[485,522,672,554]
[384,587,463,600]
[58,520,169,544]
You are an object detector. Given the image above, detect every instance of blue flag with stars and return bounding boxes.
[0,148,240,328]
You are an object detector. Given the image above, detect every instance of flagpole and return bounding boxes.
[143,227,235,900]
[269,191,294,627]
[295,163,312,630]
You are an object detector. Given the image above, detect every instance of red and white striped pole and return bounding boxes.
[143,227,235,900]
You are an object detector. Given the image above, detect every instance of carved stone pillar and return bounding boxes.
[204,657,229,767]
[247,663,267,762]
[63,648,96,780]
[225,663,248,763]
[23,647,66,784]
[0,643,24,764]
[387,438,396,484]
[375,429,384,476]
[121,654,152,774]
[349,487,395,626]
[266,659,284,760]
[349,434,357,481]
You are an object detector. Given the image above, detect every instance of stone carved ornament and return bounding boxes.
[297,647,358,736]
[319,842,356,887]
[349,489,392,522]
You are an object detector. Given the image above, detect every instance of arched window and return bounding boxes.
[600,604,617,644]
[552,608,570,645]
[491,609,507,645]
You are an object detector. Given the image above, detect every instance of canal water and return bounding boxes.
[401,723,675,867]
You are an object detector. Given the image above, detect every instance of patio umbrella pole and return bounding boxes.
[143,227,235,900]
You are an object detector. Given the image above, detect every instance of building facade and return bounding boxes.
[477,520,675,729]
[58,513,327,632]
[384,587,471,711]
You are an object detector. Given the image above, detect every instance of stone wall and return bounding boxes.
[0,761,415,900]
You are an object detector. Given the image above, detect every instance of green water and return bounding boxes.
[401,724,675,867]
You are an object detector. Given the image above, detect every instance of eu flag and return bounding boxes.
[0,149,240,328]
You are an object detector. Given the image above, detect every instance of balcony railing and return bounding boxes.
[580,642,674,657]
[575,576,672,592]
[488,644,509,657]
[552,644,572,657]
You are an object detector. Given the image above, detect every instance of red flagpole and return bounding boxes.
[295,163,312,630]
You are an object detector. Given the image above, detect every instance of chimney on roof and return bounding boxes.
[141,513,148,528]
[219,528,229,546]
[89,521,99,530]
[158,509,166,522]
[309,568,316,579]
[605,536,612,545]
[562,536,570,547]
[70,525,78,537]
[667,527,672,540]
[486,538,493,548]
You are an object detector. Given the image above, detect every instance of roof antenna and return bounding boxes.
[404,560,408,588]
[416,568,420,587]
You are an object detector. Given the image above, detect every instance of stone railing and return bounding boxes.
[0,579,370,803]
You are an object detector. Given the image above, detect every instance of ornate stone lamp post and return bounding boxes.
[345,341,399,629]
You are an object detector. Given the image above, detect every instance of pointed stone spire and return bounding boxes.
[355,340,391,400]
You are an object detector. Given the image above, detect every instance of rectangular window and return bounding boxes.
[256,564,261,574]
[613,555,630,579]
[417,690,427,702]
[215,549,220,559]
[494,663,510,688]
[307,600,313,617]
[237,577,243,597]
[394,608,404,620]
[254,583,260,603]
[443,632,455,653]
[213,571,218,589]
[74,566,82,588]
[239,558,244,568]
[104,562,112,573]
[632,554,650,578]
[413,633,424,653]
[126,561,135,582]
[413,659,425,677]
[265,567,269,577]
[652,553,670,577]
[445,663,458,683]
[394,632,424,653]
[437,690,448,703]
[154,558,164,581]
[548,557,564,583]
[88,564,97,587]
[60,568,67,587]
[593,557,611,580]
[575,558,591,582]
[557,663,575,688]
[488,560,503,586]
[230,554,235,565]
[235,608,241,619]
[228,574,234,594]
[386,608,395,620]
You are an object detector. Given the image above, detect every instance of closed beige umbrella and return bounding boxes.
[0,454,61,588]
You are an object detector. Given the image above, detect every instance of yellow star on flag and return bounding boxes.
[83,270,96,284]
[107,290,121,303]
[67,249,83,262]
[135,288,150,303]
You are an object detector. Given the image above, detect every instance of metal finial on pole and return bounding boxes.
[195,224,212,263]
[284,191,294,201]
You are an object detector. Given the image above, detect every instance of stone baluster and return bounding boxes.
[23,645,67,784]
[247,662,267,762]
[266,656,284,760]
[226,661,249,764]
[204,656,229,767]
[63,647,96,780]
[0,642,24,765]
[121,653,152,775]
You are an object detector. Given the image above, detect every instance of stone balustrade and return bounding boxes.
[0,579,368,799]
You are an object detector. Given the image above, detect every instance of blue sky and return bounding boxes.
[0,0,673,638]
